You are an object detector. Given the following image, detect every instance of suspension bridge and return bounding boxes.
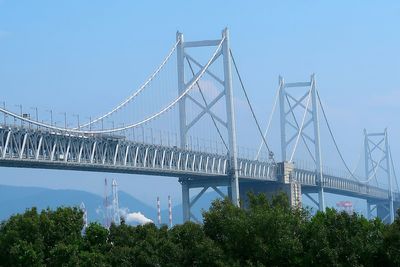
[0,28,398,223]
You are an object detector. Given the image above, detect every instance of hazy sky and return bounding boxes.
[0,1,399,211]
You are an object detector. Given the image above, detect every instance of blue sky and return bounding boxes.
[0,1,399,212]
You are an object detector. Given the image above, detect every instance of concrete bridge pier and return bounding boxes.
[239,162,302,209]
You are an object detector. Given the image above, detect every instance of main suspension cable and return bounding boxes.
[255,84,281,160]
[78,39,180,129]
[0,37,225,135]
[186,58,229,151]
[349,142,363,177]
[230,49,274,162]
[319,91,386,185]
[389,145,400,193]
[317,90,366,182]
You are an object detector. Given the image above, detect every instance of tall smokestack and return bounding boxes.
[103,178,110,228]
[157,196,161,225]
[168,195,172,228]
[80,202,88,229]
[112,178,121,225]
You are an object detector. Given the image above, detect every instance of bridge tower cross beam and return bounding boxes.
[364,128,394,223]
[278,74,325,211]
[176,28,240,222]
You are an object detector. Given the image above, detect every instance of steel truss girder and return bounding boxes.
[0,126,397,216]
[295,168,396,201]
[0,126,273,180]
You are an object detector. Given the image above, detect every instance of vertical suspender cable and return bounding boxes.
[317,90,362,182]
[318,89,386,184]
[230,49,275,163]
[0,37,225,134]
[255,85,281,160]
[78,40,180,129]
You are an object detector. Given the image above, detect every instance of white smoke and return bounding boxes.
[119,208,153,225]
[125,212,153,225]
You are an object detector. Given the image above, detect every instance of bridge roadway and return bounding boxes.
[0,125,397,204]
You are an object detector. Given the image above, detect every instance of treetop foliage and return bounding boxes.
[0,193,399,266]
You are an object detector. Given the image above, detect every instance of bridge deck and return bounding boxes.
[0,126,274,180]
[0,126,396,202]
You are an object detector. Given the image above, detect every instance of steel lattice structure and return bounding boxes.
[0,28,398,224]
[0,126,397,201]
[278,74,325,211]
[0,126,275,180]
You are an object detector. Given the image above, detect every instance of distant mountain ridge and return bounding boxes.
[0,185,156,224]
[0,185,224,225]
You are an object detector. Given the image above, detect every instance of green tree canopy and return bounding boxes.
[0,193,398,266]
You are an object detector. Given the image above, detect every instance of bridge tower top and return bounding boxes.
[364,128,394,222]
[278,74,325,211]
[175,28,240,207]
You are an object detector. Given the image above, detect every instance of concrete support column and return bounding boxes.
[239,162,301,209]
[278,161,302,208]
